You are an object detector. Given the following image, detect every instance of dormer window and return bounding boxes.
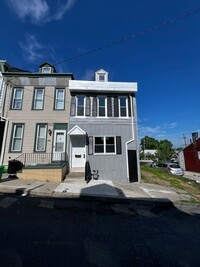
[42,67,51,73]
[39,63,56,74]
[95,69,108,82]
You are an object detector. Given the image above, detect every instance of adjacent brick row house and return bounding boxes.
[179,138,200,173]
[0,62,140,183]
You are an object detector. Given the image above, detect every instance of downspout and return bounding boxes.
[126,94,135,182]
[126,94,141,183]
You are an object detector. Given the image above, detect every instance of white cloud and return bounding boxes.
[19,34,43,62]
[7,0,75,25]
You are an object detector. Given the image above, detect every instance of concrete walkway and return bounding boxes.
[0,173,194,204]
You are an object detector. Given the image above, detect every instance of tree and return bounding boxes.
[156,139,174,162]
[140,136,175,162]
[140,136,159,150]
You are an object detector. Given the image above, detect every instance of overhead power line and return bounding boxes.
[53,7,200,66]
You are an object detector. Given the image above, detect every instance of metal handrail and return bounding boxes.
[15,152,67,167]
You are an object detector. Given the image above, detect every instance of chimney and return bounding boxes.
[192,132,198,143]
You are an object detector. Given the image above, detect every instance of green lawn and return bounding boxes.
[141,165,200,202]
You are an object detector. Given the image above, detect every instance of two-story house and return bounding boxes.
[68,69,140,183]
[1,62,74,181]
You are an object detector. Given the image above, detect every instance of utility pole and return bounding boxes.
[183,134,187,147]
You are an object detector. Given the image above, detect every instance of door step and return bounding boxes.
[70,167,85,173]
[65,172,85,180]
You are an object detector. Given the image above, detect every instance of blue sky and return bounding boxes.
[1,0,200,148]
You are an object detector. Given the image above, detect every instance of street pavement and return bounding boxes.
[0,172,196,205]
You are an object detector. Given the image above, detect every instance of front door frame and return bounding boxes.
[67,125,86,169]
[52,129,66,161]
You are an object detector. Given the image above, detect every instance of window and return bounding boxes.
[10,124,24,152]
[94,136,116,154]
[119,96,128,117]
[33,88,44,110]
[76,95,85,116]
[42,67,51,73]
[99,74,105,81]
[98,96,106,116]
[11,88,23,109]
[198,151,200,160]
[35,124,47,152]
[55,88,65,110]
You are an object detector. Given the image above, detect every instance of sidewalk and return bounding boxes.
[0,174,193,204]
[183,171,200,183]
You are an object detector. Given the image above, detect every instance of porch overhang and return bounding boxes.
[67,125,86,136]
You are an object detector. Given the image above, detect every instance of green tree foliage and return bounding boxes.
[140,136,175,162]
[140,136,159,150]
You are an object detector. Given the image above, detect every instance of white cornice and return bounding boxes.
[69,80,137,93]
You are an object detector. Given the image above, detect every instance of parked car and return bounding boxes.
[156,162,184,176]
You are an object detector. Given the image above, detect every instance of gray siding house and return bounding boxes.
[68,69,140,183]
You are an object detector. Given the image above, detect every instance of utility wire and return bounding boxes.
[53,7,200,66]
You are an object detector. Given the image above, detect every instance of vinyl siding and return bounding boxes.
[2,76,71,165]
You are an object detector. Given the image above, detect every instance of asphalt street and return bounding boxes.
[0,194,199,267]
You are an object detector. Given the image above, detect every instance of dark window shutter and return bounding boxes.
[107,96,112,117]
[70,96,76,116]
[92,96,97,117]
[116,136,122,154]
[88,136,93,155]
[85,96,91,116]
[114,96,119,117]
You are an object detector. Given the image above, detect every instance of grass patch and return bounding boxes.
[141,165,200,200]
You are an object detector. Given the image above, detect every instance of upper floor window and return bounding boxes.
[35,124,47,152]
[10,124,24,152]
[98,96,106,117]
[95,69,108,82]
[76,95,85,116]
[33,88,44,110]
[55,88,65,110]
[119,96,128,117]
[11,88,23,109]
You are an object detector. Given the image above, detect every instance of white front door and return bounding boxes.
[71,136,86,168]
[53,130,66,161]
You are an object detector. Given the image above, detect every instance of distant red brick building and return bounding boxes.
[181,139,200,173]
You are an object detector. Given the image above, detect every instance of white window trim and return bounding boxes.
[94,136,116,155]
[198,151,200,160]
[35,124,47,152]
[97,96,107,117]
[33,88,44,110]
[55,88,65,110]
[11,124,24,152]
[12,88,23,109]
[76,95,85,117]
[118,96,128,118]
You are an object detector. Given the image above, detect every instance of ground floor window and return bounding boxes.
[10,124,24,152]
[35,124,47,152]
[94,136,116,154]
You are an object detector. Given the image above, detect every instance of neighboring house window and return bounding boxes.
[76,95,85,116]
[33,88,44,110]
[11,88,23,109]
[94,136,116,154]
[198,151,200,160]
[35,124,47,152]
[10,124,24,152]
[98,96,106,117]
[55,88,65,110]
[119,96,128,117]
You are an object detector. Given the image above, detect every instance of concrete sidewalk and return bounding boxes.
[0,174,193,204]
